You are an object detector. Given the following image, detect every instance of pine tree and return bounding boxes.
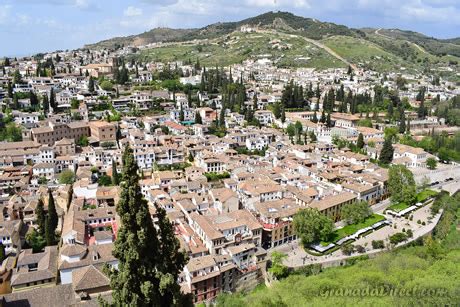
[108,145,190,306]
[36,199,46,236]
[111,159,119,186]
[379,137,394,165]
[357,133,364,149]
[47,189,58,235]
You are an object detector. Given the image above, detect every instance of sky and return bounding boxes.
[0,0,459,57]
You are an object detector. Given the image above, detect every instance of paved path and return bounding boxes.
[270,202,442,268]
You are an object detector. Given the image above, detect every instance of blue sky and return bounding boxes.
[0,0,459,56]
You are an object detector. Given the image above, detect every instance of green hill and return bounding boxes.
[87,11,460,79]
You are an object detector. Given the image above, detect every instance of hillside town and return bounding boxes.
[0,37,459,306]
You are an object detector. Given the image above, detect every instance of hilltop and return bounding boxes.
[86,11,460,79]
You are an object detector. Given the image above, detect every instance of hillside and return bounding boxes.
[87,11,460,78]
[216,193,460,306]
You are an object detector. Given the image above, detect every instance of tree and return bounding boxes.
[100,80,113,91]
[340,201,372,225]
[0,242,5,263]
[286,124,296,143]
[269,251,289,280]
[42,95,50,114]
[195,112,202,124]
[107,145,190,306]
[44,216,55,246]
[341,244,354,256]
[111,160,119,185]
[371,240,385,249]
[357,133,364,149]
[26,228,46,253]
[47,189,58,237]
[49,88,56,110]
[293,208,333,246]
[388,165,416,205]
[312,111,318,123]
[59,169,75,184]
[426,157,437,170]
[88,76,95,93]
[98,175,112,186]
[399,111,406,134]
[13,69,22,84]
[379,137,394,165]
[36,199,46,236]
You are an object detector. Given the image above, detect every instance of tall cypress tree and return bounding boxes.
[108,145,190,306]
[357,133,364,149]
[111,159,119,186]
[47,189,58,234]
[36,199,46,236]
[45,216,54,246]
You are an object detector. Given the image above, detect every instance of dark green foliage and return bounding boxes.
[356,133,364,149]
[111,160,119,185]
[293,208,334,246]
[388,165,416,206]
[0,242,5,263]
[47,190,58,236]
[107,145,190,306]
[341,201,372,225]
[36,199,46,236]
[378,137,394,165]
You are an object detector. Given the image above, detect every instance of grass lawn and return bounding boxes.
[387,202,410,212]
[322,214,385,245]
[416,189,438,203]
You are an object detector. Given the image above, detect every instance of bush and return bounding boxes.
[406,229,413,238]
[341,244,354,256]
[389,232,408,245]
[371,240,385,249]
[59,169,75,184]
[355,245,366,253]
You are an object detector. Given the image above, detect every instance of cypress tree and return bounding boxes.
[36,199,46,236]
[47,189,58,234]
[154,204,189,305]
[45,216,54,246]
[312,111,318,123]
[7,81,13,98]
[195,112,202,124]
[320,110,326,123]
[357,133,364,149]
[42,95,49,115]
[111,159,119,186]
[88,76,95,93]
[49,88,56,110]
[0,242,4,263]
[108,145,190,306]
[399,111,406,134]
[326,112,332,127]
[379,137,394,165]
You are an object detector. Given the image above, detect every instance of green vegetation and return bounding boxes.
[293,208,334,246]
[416,189,438,203]
[399,130,460,163]
[104,145,190,306]
[326,214,385,244]
[387,202,409,213]
[340,201,372,225]
[204,172,230,182]
[268,251,289,280]
[216,193,460,306]
[388,165,416,205]
[58,169,75,184]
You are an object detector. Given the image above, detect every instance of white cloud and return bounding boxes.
[74,0,89,9]
[124,6,143,17]
[0,5,12,25]
[245,0,309,8]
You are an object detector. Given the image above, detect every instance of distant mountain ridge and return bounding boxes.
[86,11,458,52]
